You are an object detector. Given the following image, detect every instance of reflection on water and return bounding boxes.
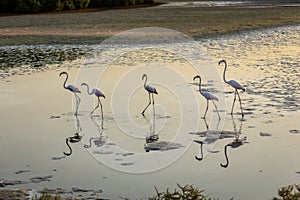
[84,116,106,149]
[220,117,247,168]
[159,1,251,8]
[193,117,247,167]
[63,115,83,156]
[0,24,300,199]
[144,106,159,145]
[158,0,300,8]
[0,45,92,78]
[200,25,300,113]
[143,106,180,152]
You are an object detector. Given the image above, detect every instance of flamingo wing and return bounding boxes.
[228,80,245,91]
[145,85,158,94]
[93,88,105,98]
[67,85,81,93]
[202,92,218,101]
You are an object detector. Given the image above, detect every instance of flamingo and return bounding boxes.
[81,83,105,122]
[193,75,220,119]
[59,71,81,115]
[141,74,158,116]
[218,60,245,117]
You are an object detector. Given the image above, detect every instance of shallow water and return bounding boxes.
[0,25,299,199]
[158,0,300,8]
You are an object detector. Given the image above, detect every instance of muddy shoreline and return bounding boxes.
[0,4,300,45]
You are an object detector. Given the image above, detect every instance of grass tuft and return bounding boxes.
[149,184,218,200]
[273,184,300,200]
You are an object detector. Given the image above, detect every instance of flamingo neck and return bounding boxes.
[143,75,147,87]
[62,73,68,89]
[198,78,203,95]
[84,84,93,95]
[222,62,229,84]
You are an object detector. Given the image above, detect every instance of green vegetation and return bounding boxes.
[26,184,300,200]
[32,188,70,200]
[149,184,217,200]
[0,0,154,14]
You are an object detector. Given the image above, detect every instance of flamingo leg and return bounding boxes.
[75,115,81,133]
[99,98,104,129]
[202,100,209,119]
[212,100,221,120]
[231,90,237,115]
[236,90,244,117]
[91,97,100,115]
[74,93,81,115]
[152,93,155,105]
[142,93,151,116]
[203,118,209,130]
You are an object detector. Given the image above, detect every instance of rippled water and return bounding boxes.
[158,0,300,8]
[0,25,299,199]
[199,25,300,112]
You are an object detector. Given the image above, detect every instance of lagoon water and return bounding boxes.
[0,25,299,199]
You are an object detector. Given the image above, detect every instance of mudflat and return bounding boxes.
[0,3,300,45]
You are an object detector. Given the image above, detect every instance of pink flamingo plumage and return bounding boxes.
[218,60,245,117]
[59,71,81,115]
[81,82,105,121]
[141,74,158,116]
[193,75,220,119]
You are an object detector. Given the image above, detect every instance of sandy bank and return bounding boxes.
[0,4,300,45]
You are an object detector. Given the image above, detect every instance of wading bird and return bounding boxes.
[81,83,105,123]
[141,74,158,116]
[218,60,245,117]
[193,75,220,119]
[59,71,81,115]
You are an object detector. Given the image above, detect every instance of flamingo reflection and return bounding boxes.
[144,107,182,152]
[84,115,106,148]
[145,103,158,144]
[220,117,247,168]
[63,115,83,156]
[194,140,204,161]
[193,118,220,161]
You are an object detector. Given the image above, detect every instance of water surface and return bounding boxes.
[0,25,299,199]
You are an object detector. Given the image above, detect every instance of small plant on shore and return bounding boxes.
[32,189,76,200]
[273,184,300,200]
[148,184,218,200]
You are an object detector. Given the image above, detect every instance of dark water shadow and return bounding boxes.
[144,105,183,152]
[83,115,106,149]
[193,118,221,162]
[63,115,83,156]
[220,116,248,168]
